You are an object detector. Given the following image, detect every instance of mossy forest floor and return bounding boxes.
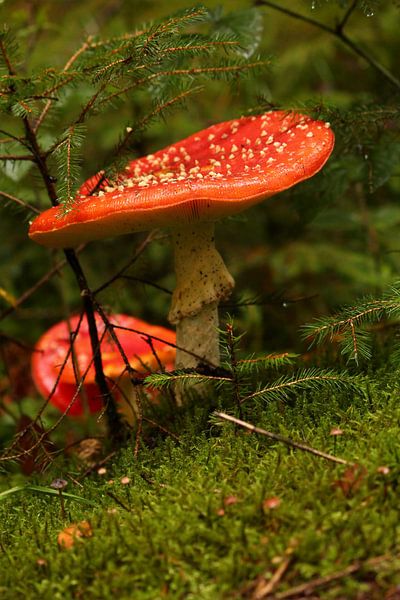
[1,370,400,599]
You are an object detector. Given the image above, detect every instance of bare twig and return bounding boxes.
[113,323,218,369]
[336,0,358,33]
[214,412,350,465]
[255,0,400,90]
[275,554,395,599]
[64,250,126,442]
[120,276,172,296]
[252,539,298,599]
[0,248,84,323]
[34,37,93,133]
[93,231,158,295]
[0,154,35,161]
[0,190,41,214]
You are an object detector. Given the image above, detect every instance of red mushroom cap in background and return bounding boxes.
[28,111,334,248]
[31,313,176,417]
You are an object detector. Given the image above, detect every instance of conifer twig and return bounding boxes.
[98,61,267,108]
[0,37,125,443]
[214,412,350,465]
[34,37,93,133]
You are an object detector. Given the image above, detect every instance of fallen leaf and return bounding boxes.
[16,415,54,475]
[57,520,93,549]
[333,464,367,496]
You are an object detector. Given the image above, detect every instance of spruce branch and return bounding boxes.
[53,124,86,209]
[97,60,267,109]
[240,368,356,404]
[303,283,400,363]
[0,38,126,442]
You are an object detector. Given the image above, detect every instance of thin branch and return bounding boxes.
[110,86,203,161]
[99,61,267,107]
[241,374,346,404]
[251,539,298,599]
[0,248,84,323]
[0,190,41,214]
[0,39,17,76]
[64,249,126,442]
[214,412,350,465]
[13,61,125,442]
[0,154,35,161]
[307,299,400,340]
[275,554,395,599]
[0,129,32,151]
[114,324,219,369]
[120,276,172,296]
[0,331,39,352]
[34,37,93,133]
[255,0,400,90]
[336,0,358,33]
[93,231,159,295]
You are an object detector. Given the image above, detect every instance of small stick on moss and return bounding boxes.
[252,539,298,599]
[214,412,351,466]
[275,554,393,599]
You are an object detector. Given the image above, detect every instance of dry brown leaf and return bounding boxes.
[57,520,93,549]
[333,464,367,496]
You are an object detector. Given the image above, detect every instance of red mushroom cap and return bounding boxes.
[31,313,176,416]
[29,111,334,248]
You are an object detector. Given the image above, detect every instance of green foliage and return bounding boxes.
[303,282,400,363]
[54,124,87,208]
[0,3,267,210]
[1,367,400,598]
[146,321,357,407]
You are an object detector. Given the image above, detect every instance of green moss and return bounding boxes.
[1,372,400,599]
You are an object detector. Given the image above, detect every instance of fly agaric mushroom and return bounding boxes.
[31,313,175,418]
[29,111,334,369]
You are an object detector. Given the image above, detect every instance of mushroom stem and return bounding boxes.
[169,222,234,369]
